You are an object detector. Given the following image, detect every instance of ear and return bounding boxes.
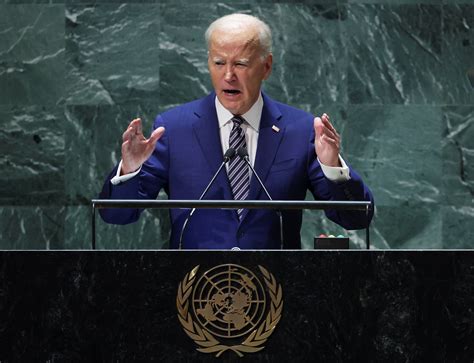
[262,53,273,80]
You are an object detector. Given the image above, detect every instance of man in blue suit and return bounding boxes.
[99,13,374,249]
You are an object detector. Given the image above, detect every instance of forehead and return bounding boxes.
[208,27,261,57]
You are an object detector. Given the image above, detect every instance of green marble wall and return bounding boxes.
[0,0,472,249]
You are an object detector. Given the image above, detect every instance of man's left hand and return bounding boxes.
[314,113,341,167]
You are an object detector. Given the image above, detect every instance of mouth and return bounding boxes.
[223,89,242,96]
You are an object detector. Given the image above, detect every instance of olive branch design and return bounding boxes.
[176,264,283,357]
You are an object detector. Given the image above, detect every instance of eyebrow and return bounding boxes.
[211,57,250,63]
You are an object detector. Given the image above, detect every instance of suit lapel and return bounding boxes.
[192,93,234,201]
[240,94,284,221]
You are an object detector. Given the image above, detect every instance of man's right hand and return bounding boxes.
[120,118,165,175]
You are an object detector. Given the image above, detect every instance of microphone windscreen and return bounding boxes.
[224,147,236,161]
[237,147,248,159]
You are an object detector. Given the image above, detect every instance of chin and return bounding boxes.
[222,102,243,115]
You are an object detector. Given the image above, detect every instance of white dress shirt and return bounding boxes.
[215,93,262,169]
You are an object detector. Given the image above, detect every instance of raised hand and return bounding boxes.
[121,118,165,175]
[313,113,341,167]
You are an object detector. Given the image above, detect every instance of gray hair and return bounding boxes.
[205,13,272,58]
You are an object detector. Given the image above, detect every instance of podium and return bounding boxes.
[0,250,472,361]
[91,199,373,250]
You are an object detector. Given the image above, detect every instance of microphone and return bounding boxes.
[236,147,284,249]
[178,148,236,249]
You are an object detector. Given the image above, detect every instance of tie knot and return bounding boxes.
[231,116,244,127]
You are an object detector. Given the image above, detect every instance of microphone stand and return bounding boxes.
[237,147,284,250]
[178,148,236,249]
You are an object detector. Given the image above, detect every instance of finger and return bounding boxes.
[128,118,141,129]
[321,113,336,131]
[321,114,337,133]
[322,113,332,122]
[149,126,165,144]
[144,127,165,156]
[316,117,339,139]
[315,115,337,134]
[136,118,143,135]
[123,118,141,140]
[313,117,323,137]
[320,126,340,141]
[129,118,142,135]
[320,133,340,147]
[122,138,129,147]
[321,119,340,141]
[122,126,134,141]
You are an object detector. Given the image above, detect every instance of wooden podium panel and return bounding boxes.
[0,251,472,361]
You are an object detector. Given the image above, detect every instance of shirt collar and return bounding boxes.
[215,93,263,132]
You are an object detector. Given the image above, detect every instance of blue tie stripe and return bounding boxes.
[228,161,247,179]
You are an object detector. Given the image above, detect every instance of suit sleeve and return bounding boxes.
[98,115,169,225]
[306,126,374,230]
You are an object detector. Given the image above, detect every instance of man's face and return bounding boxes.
[208,29,272,115]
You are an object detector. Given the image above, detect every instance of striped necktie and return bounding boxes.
[228,116,250,220]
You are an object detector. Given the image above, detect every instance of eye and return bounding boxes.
[214,60,225,66]
[236,62,248,68]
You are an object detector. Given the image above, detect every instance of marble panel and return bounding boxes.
[64,4,160,106]
[65,206,169,249]
[2,0,63,3]
[0,4,64,106]
[254,0,346,3]
[64,104,157,205]
[65,0,159,3]
[442,205,474,248]
[346,0,444,4]
[0,105,64,205]
[157,4,214,112]
[0,207,64,249]
[442,106,474,205]
[253,3,347,106]
[372,203,442,248]
[442,4,474,105]
[340,105,443,207]
[346,4,443,104]
[304,202,443,249]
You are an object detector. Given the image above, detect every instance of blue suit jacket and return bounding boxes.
[99,92,374,249]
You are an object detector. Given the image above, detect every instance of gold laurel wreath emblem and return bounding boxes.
[176,265,283,357]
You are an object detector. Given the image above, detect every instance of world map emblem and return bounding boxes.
[176,264,283,357]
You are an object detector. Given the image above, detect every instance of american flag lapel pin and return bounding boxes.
[272,125,280,133]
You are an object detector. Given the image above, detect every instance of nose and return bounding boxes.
[224,66,235,82]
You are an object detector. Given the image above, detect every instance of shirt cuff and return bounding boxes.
[110,160,141,185]
[318,155,350,182]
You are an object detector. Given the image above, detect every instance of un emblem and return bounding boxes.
[176,264,283,357]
